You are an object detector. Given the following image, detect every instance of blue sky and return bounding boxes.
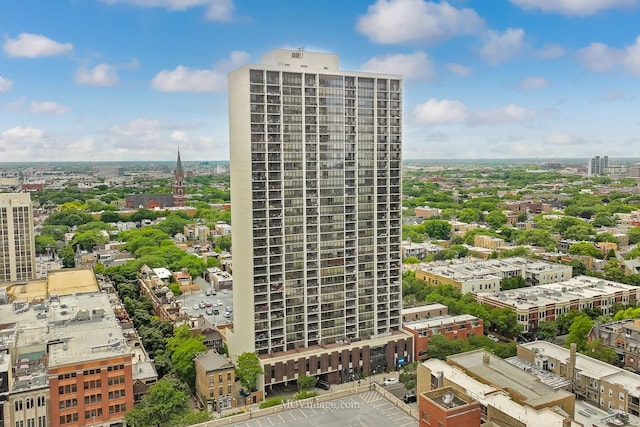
[1,0,640,162]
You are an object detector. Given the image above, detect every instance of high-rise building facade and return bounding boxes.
[228,49,411,388]
[588,155,609,176]
[0,193,36,283]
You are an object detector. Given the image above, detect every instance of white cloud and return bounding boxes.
[622,36,640,75]
[446,63,474,77]
[509,0,636,16]
[412,98,468,124]
[480,28,524,65]
[0,126,46,160]
[577,42,622,72]
[532,44,566,59]
[356,0,485,44]
[577,36,640,75]
[0,76,12,92]
[470,104,539,126]
[75,63,119,86]
[100,0,235,21]
[151,50,249,93]
[108,118,166,145]
[517,76,550,90]
[544,132,582,145]
[67,137,95,153]
[3,33,73,58]
[29,100,69,115]
[171,130,190,143]
[361,51,435,82]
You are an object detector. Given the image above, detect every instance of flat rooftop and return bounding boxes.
[520,341,640,397]
[47,269,99,295]
[476,276,640,310]
[482,392,580,426]
[401,303,447,316]
[416,257,570,283]
[447,349,574,407]
[403,314,480,332]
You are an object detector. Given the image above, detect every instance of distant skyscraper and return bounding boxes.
[227,49,412,390]
[173,149,186,207]
[588,155,609,176]
[0,192,36,282]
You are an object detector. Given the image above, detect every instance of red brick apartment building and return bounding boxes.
[402,314,484,361]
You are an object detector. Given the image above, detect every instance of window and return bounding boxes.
[15,400,23,411]
[84,379,101,389]
[107,375,124,386]
[26,398,34,409]
[37,416,46,427]
[37,396,46,407]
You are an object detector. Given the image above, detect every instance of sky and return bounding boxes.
[2,0,640,162]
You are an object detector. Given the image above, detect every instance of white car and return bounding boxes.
[487,334,500,342]
[223,312,232,318]
[222,289,229,294]
[383,378,399,386]
[192,304,200,310]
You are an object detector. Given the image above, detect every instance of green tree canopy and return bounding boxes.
[565,313,593,351]
[236,352,264,392]
[422,219,451,240]
[166,324,206,388]
[124,377,188,427]
[568,242,601,258]
[582,339,618,364]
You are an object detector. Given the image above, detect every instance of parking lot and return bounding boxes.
[230,390,417,427]
[179,282,234,324]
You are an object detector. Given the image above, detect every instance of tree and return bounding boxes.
[297,375,316,391]
[488,307,522,338]
[535,320,559,341]
[166,325,206,388]
[564,224,594,241]
[404,256,421,264]
[592,213,616,227]
[582,339,618,364]
[213,235,232,252]
[100,210,123,223]
[236,352,264,392]
[422,219,451,240]
[35,235,57,255]
[627,227,640,245]
[155,214,189,237]
[398,362,418,390]
[604,258,625,282]
[568,242,601,258]
[515,229,554,248]
[565,314,593,351]
[124,377,188,427]
[500,276,526,290]
[59,245,76,268]
[485,210,507,229]
[426,334,471,360]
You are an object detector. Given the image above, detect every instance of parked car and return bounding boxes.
[205,302,212,308]
[487,334,500,343]
[198,302,206,309]
[223,312,231,318]
[205,289,211,296]
[316,380,330,390]
[216,299,222,306]
[403,392,417,403]
[383,378,399,386]
[225,306,233,313]
[192,304,200,310]
[205,308,213,315]
[213,309,219,315]
[222,289,229,294]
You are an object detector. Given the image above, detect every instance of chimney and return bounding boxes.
[483,353,490,365]
[567,342,577,380]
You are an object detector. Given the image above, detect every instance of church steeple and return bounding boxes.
[173,149,186,207]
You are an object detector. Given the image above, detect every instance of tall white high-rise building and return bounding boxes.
[0,193,36,283]
[227,49,412,389]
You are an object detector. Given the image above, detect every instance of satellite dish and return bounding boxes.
[443,391,454,405]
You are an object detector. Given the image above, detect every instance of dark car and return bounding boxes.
[316,380,330,390]
[403,392,417,403]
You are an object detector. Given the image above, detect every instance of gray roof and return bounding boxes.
[195,351,234,372]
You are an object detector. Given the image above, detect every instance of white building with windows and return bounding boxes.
[227,48,412,390]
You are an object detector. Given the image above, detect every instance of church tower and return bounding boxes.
[173,149,186,207]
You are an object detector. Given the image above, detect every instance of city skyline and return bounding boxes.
[2,0,640,162]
